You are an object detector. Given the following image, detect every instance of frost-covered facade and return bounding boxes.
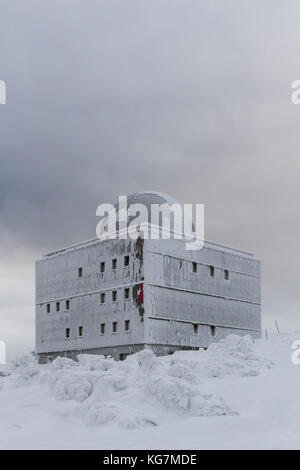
[36,192,261,363]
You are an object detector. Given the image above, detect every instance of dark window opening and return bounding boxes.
[192,262,197,273]
[65,328,70,339]
[100,293,105,304]
[66,300,70,310]
[119,353,128,361]
[210,326,216,337]
[209,266,215,278]
[78,267,83,278]
[100,262,105,273]
[124,288,130,300]
[47,304,51,314]
[125,320,130,331]
[112,259,117,270]
[78,326,83,337]
[124,255,130,267]
[56,302,60,312]
[224,270,230,281]
[112,321,118,333]
[100,323,105,335]
[112,290,117,302]
[193,324,199,335]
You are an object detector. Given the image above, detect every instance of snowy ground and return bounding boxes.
[0,334,300,450]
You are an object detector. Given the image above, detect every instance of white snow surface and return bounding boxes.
[0,334,299,450]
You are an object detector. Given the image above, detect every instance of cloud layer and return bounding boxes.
[1,0,300,355]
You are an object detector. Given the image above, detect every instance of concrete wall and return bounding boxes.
[36,235,261,361]
[143,239,261,349]
[36,238,145,359]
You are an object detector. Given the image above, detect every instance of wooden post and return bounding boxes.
[265,328,268,340]
[275,320,280,335]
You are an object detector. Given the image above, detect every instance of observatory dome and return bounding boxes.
[114,191,195,235]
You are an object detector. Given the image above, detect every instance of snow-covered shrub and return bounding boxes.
[84,401,157,429]
[77,354,115,371]
[50,356,76,371]
[51,370,94,402]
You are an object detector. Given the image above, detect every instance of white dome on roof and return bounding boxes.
[114,191,195,235]
[126,191,180,207]
[114,191,181,217]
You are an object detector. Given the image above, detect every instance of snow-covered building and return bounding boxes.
[35,192,261,363]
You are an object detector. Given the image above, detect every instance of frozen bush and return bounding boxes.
[52,370,94,402]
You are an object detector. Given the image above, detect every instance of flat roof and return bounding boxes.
[42,235,255,260]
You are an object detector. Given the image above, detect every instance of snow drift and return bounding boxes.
[0,335,272,429]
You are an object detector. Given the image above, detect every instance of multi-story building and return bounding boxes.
[36,192,261,363]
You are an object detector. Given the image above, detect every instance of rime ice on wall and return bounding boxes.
[36,193,261,362]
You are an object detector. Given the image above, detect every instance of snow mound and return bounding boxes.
[169,335,272,379]
[205,335,273,378]
[84,402,158,429]
[0,335,272,428]
[50,369,94,402]
[0,353,39,389]
[77,354,115,371]
[145,375,232,416]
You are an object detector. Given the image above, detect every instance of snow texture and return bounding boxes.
[0,335,271,427]
[3,333,296,449]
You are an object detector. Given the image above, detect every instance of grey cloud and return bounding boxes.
[1,0,300,355]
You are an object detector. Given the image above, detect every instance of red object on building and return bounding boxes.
[139,283,143,304]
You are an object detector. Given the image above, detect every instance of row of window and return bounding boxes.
[193,324,216,337]
[64,321,214,339]
[78,257,229,281]
[47,300,70,314]
[192,262,229,280]
[101,287,131,304]
[78,256,130,278]
[65,320,130,339]
[45,288,132,314]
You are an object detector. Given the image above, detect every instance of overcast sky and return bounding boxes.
[1,0,300,358]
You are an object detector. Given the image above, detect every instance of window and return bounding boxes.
[46,304,51,314]
[210,326,216,337]
[124,255,130,267]
[100,323,105,335]
[125,320,130,332]
[124,288,130,300]
[66,300,70,310]
[192,262,197,273]
[112,259,117,270]
[78,267,83,278]
[209,266,215,278]
[100,262,105,273]
[65,328,70,339]
[56,302,60,312]
[100,293,105,304]
[119,353,128,361]
[78,326,83,337]
[193,324,199,335]
[224,270,230,281]
[112,290,117,302]
[112,321,118,333]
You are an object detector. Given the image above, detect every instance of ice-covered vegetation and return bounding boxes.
[0,335,272,431]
